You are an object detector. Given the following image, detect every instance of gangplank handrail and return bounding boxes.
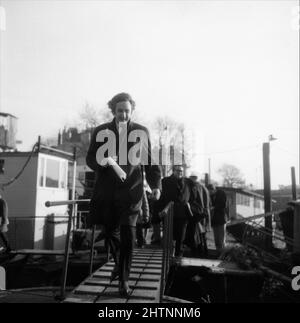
[45,199,92,300]
[45,199,90,207]
[160,201,174,301]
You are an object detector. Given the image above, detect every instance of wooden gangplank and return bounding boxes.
[63,248,163,303]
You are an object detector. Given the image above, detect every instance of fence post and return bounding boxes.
[59,203,74,300]
[291,167,297,200]
[160,202,173,301]
[89,225,96,275]
[263,142,273,249]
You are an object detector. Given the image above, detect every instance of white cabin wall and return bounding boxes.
[0,155,38,249]
[34,154,69,250]
[236,196,265,225]
[35,188,69,249]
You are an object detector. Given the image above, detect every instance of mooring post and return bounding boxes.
[262,142,273,249]
[291,167,297,200]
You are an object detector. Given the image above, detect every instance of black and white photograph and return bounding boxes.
[0,0,299,309]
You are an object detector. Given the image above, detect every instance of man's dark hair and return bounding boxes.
[108,92,136,114]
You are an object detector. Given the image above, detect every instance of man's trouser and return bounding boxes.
[173,218,189,257]
[106,224,136,282]
[212,224,226,253]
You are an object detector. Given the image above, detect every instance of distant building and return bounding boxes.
[0,112,18,151]
[0,147,73,250]
[56,127,92,155]
[53,127,94,196]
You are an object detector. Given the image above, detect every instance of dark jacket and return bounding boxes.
[157,175,193,219]
[210,189,227,226]
[86,118,161,226]
[189,183,211,227]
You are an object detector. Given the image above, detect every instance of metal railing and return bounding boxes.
[45,199,90,300]
[160,202,174,301]
[226,207,297,252]
[224,205,300,291]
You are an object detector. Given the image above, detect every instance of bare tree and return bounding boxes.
[218,163,245,188]
[79,101,111,130]
[150,116,193,175]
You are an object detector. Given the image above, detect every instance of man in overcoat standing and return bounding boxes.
[157,165,193,257]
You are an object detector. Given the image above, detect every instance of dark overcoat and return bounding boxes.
[210,189,227,227]
[157,175,192,219]
[86,118,161,226]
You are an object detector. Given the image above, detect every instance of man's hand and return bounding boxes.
[150,188,161,201]
[0,224,8,233]
[100,156,118,167]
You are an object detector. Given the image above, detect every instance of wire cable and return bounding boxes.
[0,142,38,190]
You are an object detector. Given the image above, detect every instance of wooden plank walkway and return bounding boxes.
[63,248,163,303]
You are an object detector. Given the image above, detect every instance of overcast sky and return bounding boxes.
[0,0,299,189]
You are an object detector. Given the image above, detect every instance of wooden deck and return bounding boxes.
[63,248,163,303]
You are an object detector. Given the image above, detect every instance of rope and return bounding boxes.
[0,142,38,190]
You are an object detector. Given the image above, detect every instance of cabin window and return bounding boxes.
[0,159,4,174]
[236,193,242,205]
[60,161,67,189]
[244,196,250,206]
[46,159,60,188]
[236,193,250,206]
[38,157,45,186]
[254,199,261,208]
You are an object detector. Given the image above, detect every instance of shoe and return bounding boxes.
[110,266,119,282]
[119,281,132,297]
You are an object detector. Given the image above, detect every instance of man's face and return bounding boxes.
[190,176,198,183]
[173,166,184,179]
[114,101,133,123]
[208,187,216,196]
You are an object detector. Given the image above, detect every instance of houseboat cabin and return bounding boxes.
[221,187,266,225]
[0,148,73,250]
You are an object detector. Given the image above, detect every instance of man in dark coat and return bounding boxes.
[0,193,10,253]
[86,92,161,296]
[157,165,196,257]
[184,173,211,257]
[207,184,227,254]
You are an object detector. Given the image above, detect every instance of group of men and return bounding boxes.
[86,92,228,297]
[149,165,227,257]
